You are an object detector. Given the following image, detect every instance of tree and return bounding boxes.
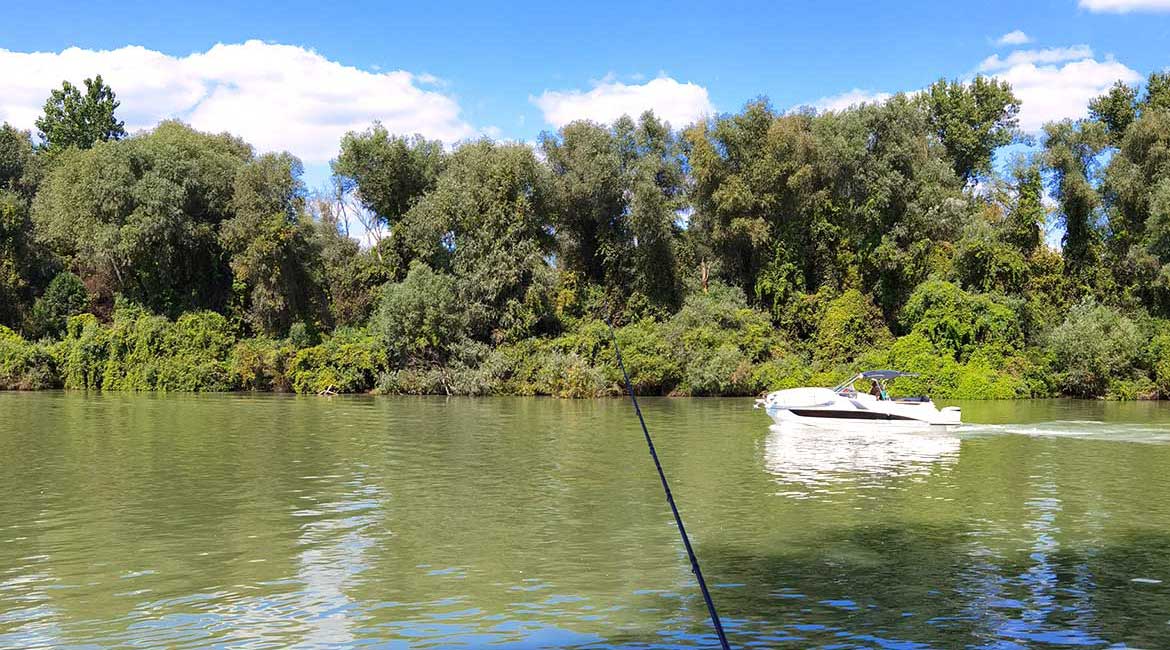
[541,112,686,310]
[399,140,554,341]
[1089,81,1139,145]
[0,124,36,196]
[923,76,1020,183]
[221,152,329,336]
[32,121,251,316]
[332,125,444,241]
[1004,163,1044,254]
[36,75,126,151]
[541,120,627,289]
[1043,119,1107,280]
[372,262,467,362]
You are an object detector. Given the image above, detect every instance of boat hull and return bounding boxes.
[765,406,959,429]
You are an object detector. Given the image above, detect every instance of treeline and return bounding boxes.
[3,72,1170,398]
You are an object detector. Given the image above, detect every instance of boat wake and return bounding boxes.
[953,420,1170,444]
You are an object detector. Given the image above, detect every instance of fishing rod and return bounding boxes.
[605,319,732,650]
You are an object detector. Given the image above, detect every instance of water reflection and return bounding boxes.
[763,422,961,494]
[5,394,1170,648]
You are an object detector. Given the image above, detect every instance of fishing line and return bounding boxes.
[605,320,732,650]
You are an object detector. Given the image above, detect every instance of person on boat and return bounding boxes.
[869,380,882,399]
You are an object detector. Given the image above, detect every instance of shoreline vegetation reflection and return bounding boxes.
[2,394,1170,647]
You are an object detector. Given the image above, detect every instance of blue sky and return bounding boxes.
[1,0,1168,188]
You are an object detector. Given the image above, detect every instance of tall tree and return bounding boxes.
[923,76,1020,183]
[221,153,329,336]
[1004,163,1045,255]
[399,140,554,341]
[1043,119,1108,280]
[35,75,126,151]
[1089,81,1139,145]
[332,125,444,246]
[32,121,251,315]
[541,120,627,289]
[618,112,686,310]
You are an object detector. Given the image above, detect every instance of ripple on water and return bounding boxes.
[3,394,1170,648]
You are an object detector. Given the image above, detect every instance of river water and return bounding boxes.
[1,393,1169,649]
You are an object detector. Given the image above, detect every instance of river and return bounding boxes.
[1,393,1169,648]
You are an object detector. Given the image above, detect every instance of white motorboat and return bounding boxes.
[755,370,961,428]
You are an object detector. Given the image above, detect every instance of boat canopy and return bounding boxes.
[858,370,918,380]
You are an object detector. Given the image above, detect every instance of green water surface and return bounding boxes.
[2,393,1169,648]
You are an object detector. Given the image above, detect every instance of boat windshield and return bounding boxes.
[832,370,918,399]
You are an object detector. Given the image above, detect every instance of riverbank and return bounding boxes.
[3,283,1164,400]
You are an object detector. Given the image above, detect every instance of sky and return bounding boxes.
[1,0,1168,189]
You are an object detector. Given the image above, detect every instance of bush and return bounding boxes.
[60,313,109,390]
[660,282,787,395]
[57,306,236,392]
[900,280,1023,362]
[26,271,88,340]
[813,289,891,365]
[230,337,295,391]
[1046,299,1144,398]
[288,327,383,394]
[0,325,57,389]
[372,263,467,362]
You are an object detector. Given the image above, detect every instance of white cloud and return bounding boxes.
[978,45,1094,72]
[532,76,714,129]
[803,45,1140,135]
[809,89,893,112]
[0,41,478,163]
[1079,0,1170,12]
[995,30,1032,46]
[983,50,1141,132]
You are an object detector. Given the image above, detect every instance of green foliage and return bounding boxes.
[221,153,328,335]
[1044,119,1108,280]
[0,325,57,389]
[0,123,38,197]
[333,126,444,228]
[32,121,251,316]
[900,280,1023,361]
[1090,81,1139,145]
[1047,299,1144,398]
[57,305,235,391]
[36,75,126,151]
[11,70,1170,401]
[288,328,383,394]
[954,223,1030,294]
[27,271,88,339]
[923,76,1020,182]
[373,263,467,362]
[1004,163,1045,254]
[542,113,685,310]
[401,140,553,341]
[813,289,891,365]
[229,337,294,392]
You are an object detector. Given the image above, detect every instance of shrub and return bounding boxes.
[26,271,88,340]
[288,327,383,394]
[1046,299,1144,398]
[60,313,109,390]
[813,289,891,365]
[372,263,467,362]
[57,306,237,392]
[0,325,57,389]
[899,280,1023,362]
[230,337,295,391]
